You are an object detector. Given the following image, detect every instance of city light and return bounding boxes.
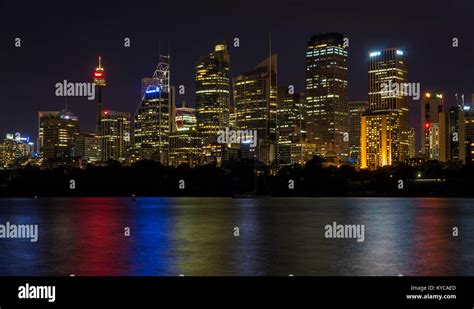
[146,87,160,94]
[369,51,381,57]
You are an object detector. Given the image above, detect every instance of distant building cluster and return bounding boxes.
[2,33,474,170]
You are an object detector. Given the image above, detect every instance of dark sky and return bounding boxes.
[0,0,473,144]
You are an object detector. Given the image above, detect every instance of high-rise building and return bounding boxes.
[93,56,106,134]
[74,133,101,164]
[361,48,409,169]
[175,105,197,132]
[420,92,444,160]
[408,127,416,159]
[465,112,474,164]
[195,43,231,141]
[276,86,306,165]
[361,110,401,169]
[439,106,465,163]
[38,110,79,161]
[348,100,369,162]
[134,54,174,163]
[101,110,131,162]
[305,33,348,160]
[234,54,277,165]
[0,133,34,169]
[169,104,202,167]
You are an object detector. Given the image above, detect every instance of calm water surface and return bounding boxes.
[0,197,472,276]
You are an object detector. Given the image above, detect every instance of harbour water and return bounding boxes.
[0,197,472,276]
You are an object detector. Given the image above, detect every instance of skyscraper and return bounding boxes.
[361,48,409,169]
[234,54,277,165]
[276,86,306,165]
[305,33,348,161]
[100,110,131,162]
[38,110,79,162]
[0,133,34,169]
[134,54,174,163]
[439,106,465,163]
[74,133,101,164]
[420,92,444,160]
[169,105,202,167]
[195,43,231,141]
[348,100,369,162]
[93,56,106,134]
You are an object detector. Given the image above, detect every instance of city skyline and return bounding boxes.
[1,1,473,141]
[2,39,473,147]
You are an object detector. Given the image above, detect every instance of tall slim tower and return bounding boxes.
[305,33,348,161]
[195,43,231,141]
[361,48,408,169]
[233,54,277,165]
[93,56,106,134]
[420,92,444,160]
[134,54,174,164]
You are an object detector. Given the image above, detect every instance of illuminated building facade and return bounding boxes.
[74,133,101,164]
[38,110,79,161]
[361,48,408,169]
[169,105,202,167]
[439,106,465,163]
[465,112,474,164]
[93,56,106,134]
[361,110,400,169]
[0,133,34,169]
[234,54,277,165]
[305,33,348,160]
[420,92,444,160]
[100,110,131,162]
[276,86,306,165]
[408,127,416,159]
[195,43,231,141]
[134,54,174,163]
[348,100,369,163]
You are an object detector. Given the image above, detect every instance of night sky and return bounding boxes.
[0,0,473,146]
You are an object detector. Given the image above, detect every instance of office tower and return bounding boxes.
[234,54,277,165]
[195,43,231,140]
[348,101,369,162]
[305,33,348,161]
[74,133,101,164]
[465,112,474,164]
[361,110,401,169]
[229,107,237,130]
[408,127,416,159]
[276,86,306,165]
[134,54,174,163]
[0,133,34,169]
[439,106,465,163]
[93,56,106,134]
[361,48,408,169]
[175,105,197,132]
[169,106,202,167]
[38,110,79,161]
[100,110,131,162]
[420,92,444,160]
